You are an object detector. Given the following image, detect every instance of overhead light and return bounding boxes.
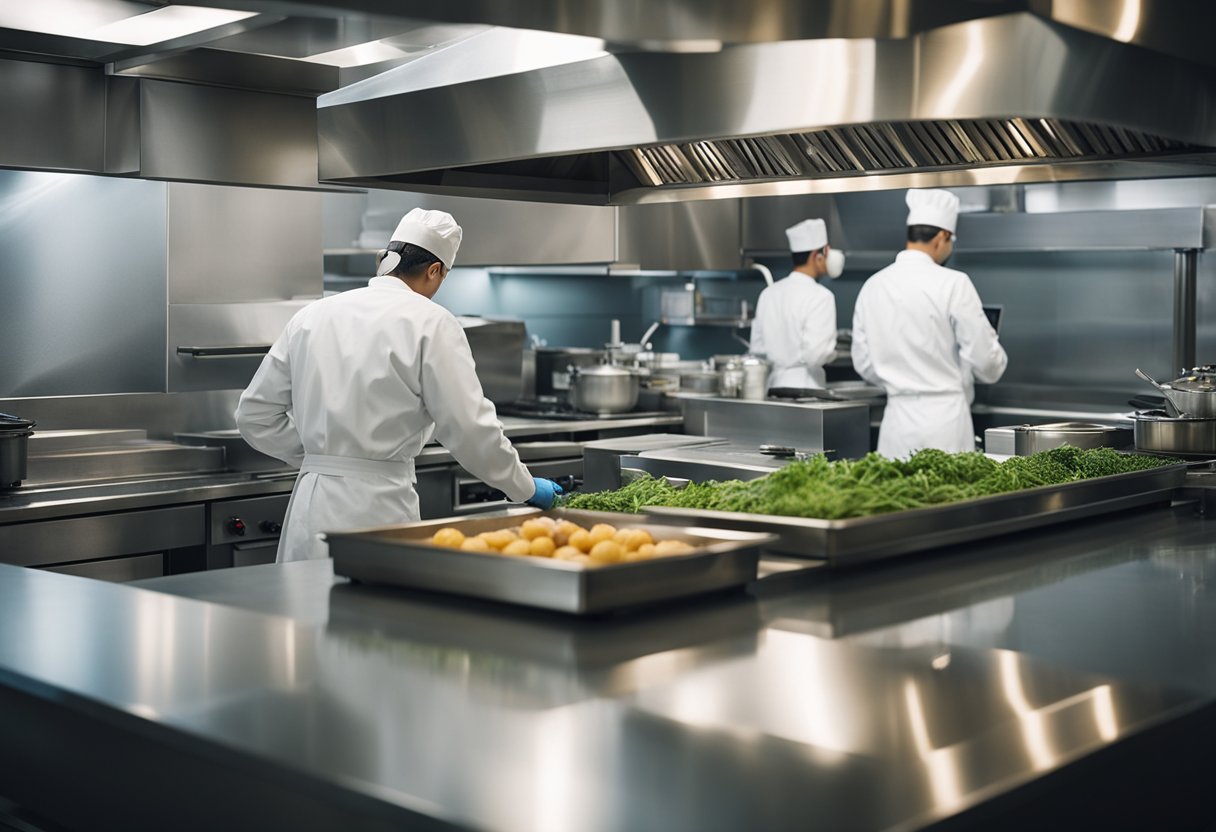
[87,5,257,45]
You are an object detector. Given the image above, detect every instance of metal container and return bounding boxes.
[327,508,774,615]
[1012,422,1132,455]
[0,412,35,488]
[718,358,744,398]
[739,355,772,400]
[647,459,1188,564]
[569,363,639,414]
[1134,410,1216,456]
[532,347,605,399]
[1136,367,1216,418]
[1160,368,1216,418]
[679,369,721,394]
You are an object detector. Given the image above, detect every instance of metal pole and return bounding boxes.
[1173,249,1198,374]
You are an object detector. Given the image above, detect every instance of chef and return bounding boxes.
[236,208,562,563]
[852,189,1007,458]
[750,218,845,390]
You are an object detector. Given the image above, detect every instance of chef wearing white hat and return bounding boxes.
[851,189,1007,458]
[750,218,845,390]
[236,208,561,562]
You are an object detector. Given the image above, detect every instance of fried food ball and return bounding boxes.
[622,548,652,562]
[529,536,556,558]
[478,530,517,551]
[636,543,657,559]
[553,520,583,546]
[654,539,695,557]
[588,523,617,545]
[520,519,553,540]
[431,528,465,548]
[613,528,654,551]
[553,546,583,561]
[502,539,533,557]
[460,537,492,552]
[532,516,557,530]
[589,540,624,564]
[568,529,594,553]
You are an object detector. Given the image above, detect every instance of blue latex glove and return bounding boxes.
[526,477,563,509]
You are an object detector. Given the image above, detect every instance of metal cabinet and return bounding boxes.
[0,505,205,582]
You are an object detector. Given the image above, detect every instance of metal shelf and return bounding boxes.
[661,315,752,328]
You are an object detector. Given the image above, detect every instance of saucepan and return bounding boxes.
[1136,368,1216,418]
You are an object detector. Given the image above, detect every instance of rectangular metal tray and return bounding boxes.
[327,508,773,615]
[644,462,1190,565]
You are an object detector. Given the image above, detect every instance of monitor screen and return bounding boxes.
[982,304,1003,334]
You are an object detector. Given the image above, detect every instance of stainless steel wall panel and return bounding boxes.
[616,200,742,270]
[356,191,616,265]
[167,183,323,302]
[0,59,105,173]
[0,171,167,397]
[103,75,141,176]
[0,392,244,438]
[167,301,311,393]
[139,80,321,190]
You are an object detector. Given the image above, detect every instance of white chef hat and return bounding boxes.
[785,218,828,252]
[905,189,960,233]
[377,207,463,275]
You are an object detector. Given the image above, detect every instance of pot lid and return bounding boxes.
[574,363,634,377]
[1016,422,1120,433]
[0,412,35,432]
[1167,372,1216,392]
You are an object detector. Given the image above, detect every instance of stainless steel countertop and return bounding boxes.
[0,414,683,524]
[0,502,1213,830]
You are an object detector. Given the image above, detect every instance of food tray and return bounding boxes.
[326,508,774,615]
[644,462,1189,565]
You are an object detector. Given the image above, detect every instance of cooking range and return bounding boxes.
[496,399,670,422]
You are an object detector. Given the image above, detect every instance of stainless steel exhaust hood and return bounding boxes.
[317,13,1216,204]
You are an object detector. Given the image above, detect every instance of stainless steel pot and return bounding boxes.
[739,355,772,400]
[1012,422,1132,455]
[0,412,35,488]
[533,347,605,399]
[1136,367,1216,418]
[1134,410,1216,456]
[569,364,639,414]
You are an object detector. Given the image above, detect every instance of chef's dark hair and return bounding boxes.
[907,224,948,243]
[791,246,827,268]
[379,241,442,277]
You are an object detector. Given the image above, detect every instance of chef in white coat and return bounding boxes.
[852,189,1007,458]
[235,208,562,563]
[750,218,845,390]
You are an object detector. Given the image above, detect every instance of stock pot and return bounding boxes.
[0,412,35,488]
[569,364,639,414]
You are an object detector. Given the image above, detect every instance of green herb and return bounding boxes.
[559,446,1174,520]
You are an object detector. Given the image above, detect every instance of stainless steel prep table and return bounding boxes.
[0,498,1213,831]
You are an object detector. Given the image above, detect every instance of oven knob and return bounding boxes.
[226,517,246,536]
[260,520,282,534]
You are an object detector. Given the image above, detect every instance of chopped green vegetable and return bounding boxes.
[560,446,1174,520]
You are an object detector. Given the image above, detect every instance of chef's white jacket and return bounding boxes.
[235,276,534,562]
[750,273,838,389]
[852,250,1007,458]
